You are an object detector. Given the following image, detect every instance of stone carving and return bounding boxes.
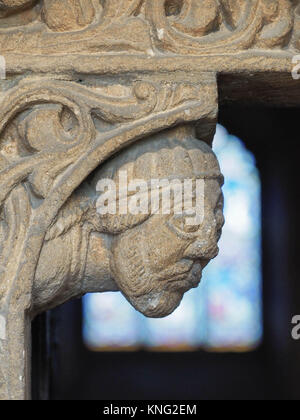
[0,0,39,27]
[0,0,152,54]
[0,75,218,399]
[0,0,299,403]
[147,0,295,52]
[33,126,224,318]
[42,0,96,32]
[0,0,297,54]
[0,0,36,16]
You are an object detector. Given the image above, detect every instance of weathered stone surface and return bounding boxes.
[0,74,218,400]
[0,0,297,54]
[0,0,300,401]
[33,125,224,318]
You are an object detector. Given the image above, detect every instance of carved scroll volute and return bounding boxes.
[0,0,296,55]
[165,0,222,37]
[0,75,218,400]
[146,0,294,53]
[42,0,96,31]
[256,0,294,48]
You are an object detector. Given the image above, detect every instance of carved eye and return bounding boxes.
[168,214,200,236]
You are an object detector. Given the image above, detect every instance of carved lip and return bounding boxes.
[165,262,194,283]
[166,262,203,290]
[166,271,192,283]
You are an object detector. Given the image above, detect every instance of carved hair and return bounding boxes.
[47,127,223,239]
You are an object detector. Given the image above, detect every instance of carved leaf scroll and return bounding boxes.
[146,0,295,53]
[165,0,222,37]
[42,0,96,32]
[0,0,297,54]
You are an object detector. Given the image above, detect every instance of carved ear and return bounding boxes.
[42,0,97,32]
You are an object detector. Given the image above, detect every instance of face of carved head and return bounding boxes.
[110,178,224,317]
[91,126,224,318]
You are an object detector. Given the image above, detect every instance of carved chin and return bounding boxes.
[125,290,184,318]
[115,263,204,318]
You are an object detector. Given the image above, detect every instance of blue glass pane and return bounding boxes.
[83,125,263,351]
[202,125,262,349]
[83,292,140,349]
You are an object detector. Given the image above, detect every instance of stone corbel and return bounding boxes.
[0,73,219,400]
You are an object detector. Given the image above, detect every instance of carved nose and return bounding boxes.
[184,240,219,261]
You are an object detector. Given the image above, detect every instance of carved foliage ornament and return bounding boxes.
[0,0,297,54]
[148,0,295,52]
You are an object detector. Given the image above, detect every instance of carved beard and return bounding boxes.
[111,230,185,318]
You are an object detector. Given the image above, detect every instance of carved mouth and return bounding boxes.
[165,262,203,291]
[166,269,193,283]
[157,260,194,283]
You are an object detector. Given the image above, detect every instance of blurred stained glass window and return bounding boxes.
[83,125,263,352]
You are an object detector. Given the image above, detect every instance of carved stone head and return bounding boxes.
[34,126,224,318]
[94,126,224,317]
